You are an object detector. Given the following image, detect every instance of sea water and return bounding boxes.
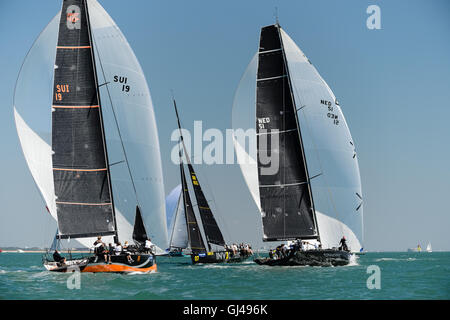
[0,252,448,300]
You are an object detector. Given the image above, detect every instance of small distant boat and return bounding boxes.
[17,249,25,253]
[408,244,422,252]
[426,242,432,252]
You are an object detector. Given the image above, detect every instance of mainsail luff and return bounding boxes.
[52,0,117,239]
[256,24,318,241]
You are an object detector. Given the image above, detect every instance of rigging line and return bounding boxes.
[289,60,344,237]
[92,30,140,208]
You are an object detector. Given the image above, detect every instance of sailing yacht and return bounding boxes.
[173,100,253,264]
[233,23,364,266]
[426,242,432,252]
[408,244,422,252]
[13,0,167,272]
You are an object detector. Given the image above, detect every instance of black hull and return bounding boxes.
[191,251,252,264]
[254,249,352,267]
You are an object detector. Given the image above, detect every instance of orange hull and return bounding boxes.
[82,263,157,273]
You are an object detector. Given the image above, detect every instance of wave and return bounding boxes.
[375,257,417,262]
[347,254,359,266]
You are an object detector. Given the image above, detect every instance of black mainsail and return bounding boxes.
[256,24,318,241]
[180,162,206,253]
[185,164,225,248]
[52,0,116,239]
[173,99,226,251]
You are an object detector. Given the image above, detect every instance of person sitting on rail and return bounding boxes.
[53,249,66,266]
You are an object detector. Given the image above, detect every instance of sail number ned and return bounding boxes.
[321,99,339,126]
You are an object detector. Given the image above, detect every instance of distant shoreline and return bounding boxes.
[0,250,91,253]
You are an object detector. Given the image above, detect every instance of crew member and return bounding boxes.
[53,249,66,265]
[339,236,348,251]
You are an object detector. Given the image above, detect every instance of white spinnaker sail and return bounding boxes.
[13,13,60,221]
[280,28,363,251]
[166,184,188,249]
[88,0,168,250]
[14,109,57,221]
[231,54,261,212]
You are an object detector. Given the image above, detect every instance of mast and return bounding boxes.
[255,24,318,242]
[173,99,225,251]
[52,0,117,240]
[275,24,321,242]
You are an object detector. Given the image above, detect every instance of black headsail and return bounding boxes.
[52,0,117,239]
[256,24,318,241]
[173,99,226,251]
[132,206,148,245]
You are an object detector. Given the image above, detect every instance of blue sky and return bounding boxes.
[0,0,449,251]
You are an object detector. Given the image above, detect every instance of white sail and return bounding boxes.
[231,54,261,212]
[166,185,188,249]
[426,242,432,252]
[14,109,57,220]
[87,0,168,249]
[13,12,60,220]
[280,28,363,251]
